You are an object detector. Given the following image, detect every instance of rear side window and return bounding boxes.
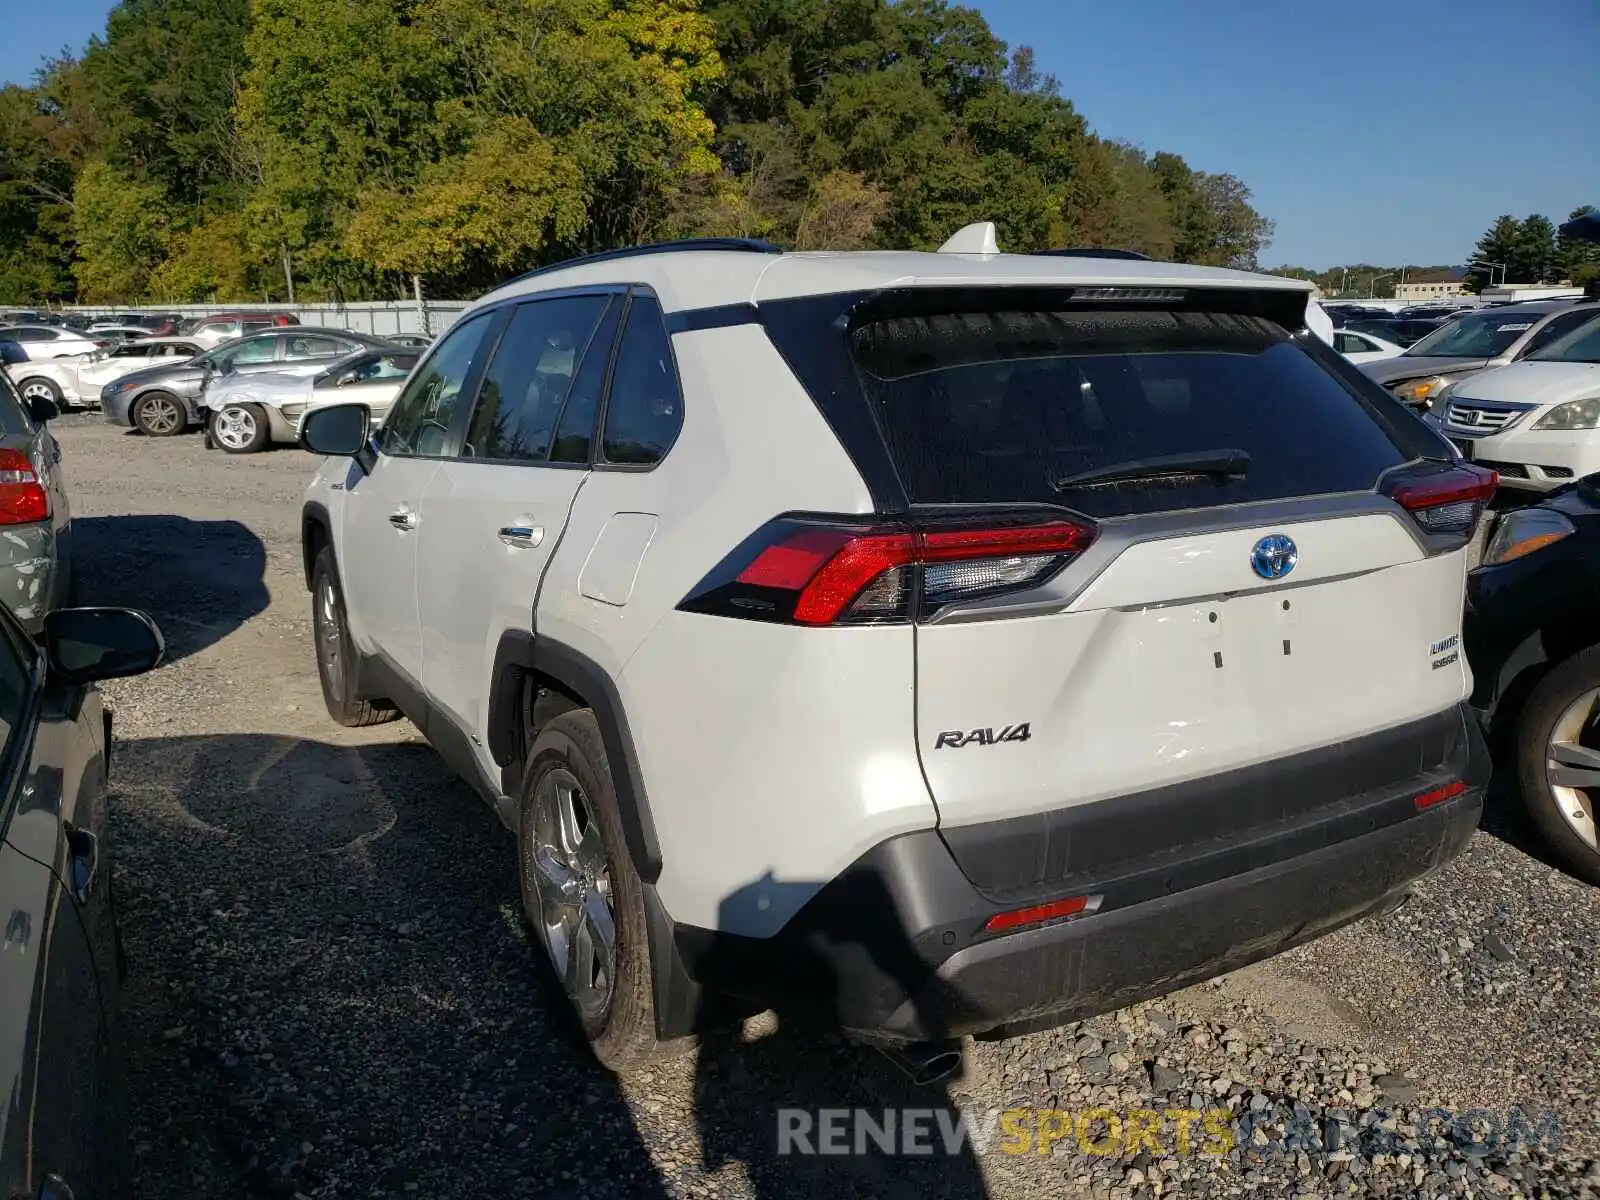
[849,306,1411,518]
[284,335,344,360]
[464,295,610,463]
[600,295,683,466]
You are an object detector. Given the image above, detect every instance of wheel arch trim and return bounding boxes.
[489,630,663,883]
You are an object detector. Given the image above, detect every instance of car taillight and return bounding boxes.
[0,449,49,524]
[1384,463,1497,539]
[92,339,112,349]
[679,514,1097,625]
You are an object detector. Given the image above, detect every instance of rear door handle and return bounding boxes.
[389,506,418,532]
[498,523,544,550]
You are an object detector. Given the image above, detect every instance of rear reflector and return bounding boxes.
[983,894,1100,933]
[1385,463,1498,540]
[0,449,49,525]
[692,515,1097,626]
[1413,780,1467,811]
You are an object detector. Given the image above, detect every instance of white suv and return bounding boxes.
[300,228,1493,1073]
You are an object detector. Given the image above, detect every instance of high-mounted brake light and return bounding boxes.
[1384,463,1497,540]
[0,449,49,525]
[685,515,1097,626]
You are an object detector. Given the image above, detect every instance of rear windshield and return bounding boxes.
[1404,311,1537,358]
[848,307,1412,516]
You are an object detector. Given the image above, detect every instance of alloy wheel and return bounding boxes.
[139,396,182,435]
[19,380,56,404]
[1545,688,1600,851]
[524,768,616,1022]
[315,577,344,704]
[213,406,258,450]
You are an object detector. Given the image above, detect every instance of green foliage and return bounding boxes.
[70,160,173,301]
[1465,213,1573,292]
[1558,206,1600,287]
[0,0,1278,304]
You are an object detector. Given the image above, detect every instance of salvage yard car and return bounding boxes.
[0,601,166,1197]
[7,337,205,411]
[1363,301,1600,412]
[202,347,418,454]
[1425,310,1600,492]
[102,328,396,437]
[298,228,1492,1075]
[0,372,72,632]
[1467,476,1600,885]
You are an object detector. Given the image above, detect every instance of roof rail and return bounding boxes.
[1029,247,1152,261]
[509,237,784,284]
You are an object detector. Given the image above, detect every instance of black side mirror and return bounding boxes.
[43,608,165,686]
[26,395,57,423]
[300,402,373,458]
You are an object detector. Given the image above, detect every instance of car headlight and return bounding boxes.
[1393,376,1453,406]
[1532,397,1600,431]
[1481,507,1576,566]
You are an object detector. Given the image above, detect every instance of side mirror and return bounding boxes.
[26,395,57,423]
[43,608,165,686]
[300,402,373,457]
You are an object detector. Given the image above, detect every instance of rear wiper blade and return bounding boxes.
[1051,449,1252,491]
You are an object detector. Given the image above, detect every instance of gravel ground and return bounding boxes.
[52,413,1600,1199]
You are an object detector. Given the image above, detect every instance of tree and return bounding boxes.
[70,160,173,300]
[1467,214,1527,291]
[1558,206,1600,287]
[74,0,252,207]
[1514,214,1558,284]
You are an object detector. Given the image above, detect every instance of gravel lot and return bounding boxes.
[54,413,1600,1199]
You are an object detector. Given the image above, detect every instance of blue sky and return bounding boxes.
[4,0,1597,268]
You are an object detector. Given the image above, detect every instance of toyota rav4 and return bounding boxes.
[299,227,1493,1073]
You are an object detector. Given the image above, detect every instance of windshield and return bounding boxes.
[1404,311,1539,358]
[1528,314,1600,364]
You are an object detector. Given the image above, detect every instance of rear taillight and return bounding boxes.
[1384,463,1498,539]
[92,339,112,349]
[0,449,49,524]
[681,514,1097,626]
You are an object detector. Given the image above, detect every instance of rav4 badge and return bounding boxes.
[934,724,1032,749]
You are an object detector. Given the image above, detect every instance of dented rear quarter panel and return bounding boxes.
[0,429,68,634]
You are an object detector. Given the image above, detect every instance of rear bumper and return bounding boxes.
[668,704,1487,1044]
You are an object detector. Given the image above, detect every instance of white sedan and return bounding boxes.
[1426,311,1600,491]
[202,346,419,453]
[5,336,206,410]
[0,324,108,360]
[1333,329,1404,364]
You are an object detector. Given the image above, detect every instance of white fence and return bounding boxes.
[59,300,471,339]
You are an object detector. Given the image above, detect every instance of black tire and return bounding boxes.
[310,547,398,728]
[1514,645,1600,886]
[520,710,663,1073]
[131,391,187,437]
[213,402,271,454]
[15,376,63,408]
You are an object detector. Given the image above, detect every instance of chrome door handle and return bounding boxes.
[498,524,544,550]
[389,507,418,531]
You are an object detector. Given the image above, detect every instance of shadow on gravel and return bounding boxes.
[687,876,992,1199]
[74,515,268,664]
[111,731,669,1200]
